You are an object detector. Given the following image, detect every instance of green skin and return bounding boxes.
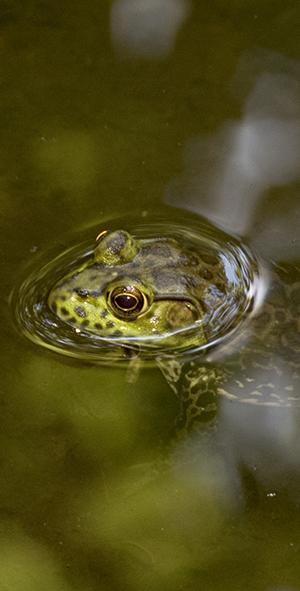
[48,230,234,351]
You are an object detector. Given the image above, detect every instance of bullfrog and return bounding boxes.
[47,226,300,429]
[48,228,256,353]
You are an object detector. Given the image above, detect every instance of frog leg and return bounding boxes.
[156,355,223,431]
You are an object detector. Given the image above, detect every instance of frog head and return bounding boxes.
[48,230,206,350]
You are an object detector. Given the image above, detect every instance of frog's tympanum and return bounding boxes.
[48,229,254,354]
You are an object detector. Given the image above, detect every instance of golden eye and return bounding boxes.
[108,286,148,319]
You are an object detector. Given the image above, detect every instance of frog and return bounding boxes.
[48,228,255,352]
[48,228,300,430]
[48,229,205,350]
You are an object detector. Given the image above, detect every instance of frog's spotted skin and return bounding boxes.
[47,227,300,430]
[48,229,255,353]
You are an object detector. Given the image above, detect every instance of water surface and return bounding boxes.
[2,1,300,590]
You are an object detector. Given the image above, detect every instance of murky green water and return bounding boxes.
[2,1,300,589]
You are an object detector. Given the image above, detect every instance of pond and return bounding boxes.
[2,1,300,590]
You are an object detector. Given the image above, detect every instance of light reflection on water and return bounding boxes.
[111,0,190,58]
[165,47,300,259]
[159,47,300,539]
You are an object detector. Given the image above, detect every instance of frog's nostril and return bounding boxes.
[74,306,88,318]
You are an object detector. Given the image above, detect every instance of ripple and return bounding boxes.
[10,209,267,363]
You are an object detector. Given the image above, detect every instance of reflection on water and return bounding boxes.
[111,0,190,58]
[220,402,300,498]
[165,48,300,258]
[169,396,300,506]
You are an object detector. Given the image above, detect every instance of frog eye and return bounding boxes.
[94,230,139,265]
[108,286,148,319]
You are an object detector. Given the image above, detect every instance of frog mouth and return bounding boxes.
[153,293,203,308]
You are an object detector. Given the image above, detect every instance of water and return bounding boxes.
[2,1,300,590]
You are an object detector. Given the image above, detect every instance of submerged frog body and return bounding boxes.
[47,227,300,429]
[48,229,255,353]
